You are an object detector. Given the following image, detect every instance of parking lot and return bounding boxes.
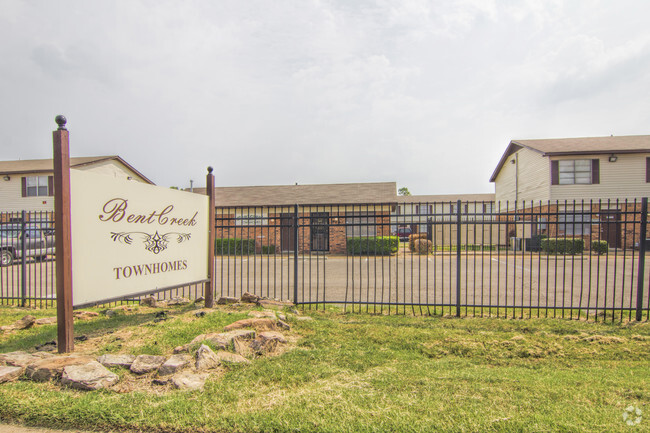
[1,252,648,316]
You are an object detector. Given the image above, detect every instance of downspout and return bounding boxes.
[514,152,519,205]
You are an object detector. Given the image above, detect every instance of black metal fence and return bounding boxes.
[0,210,203,308]
[214,199,650,321]
[2,199,650,321]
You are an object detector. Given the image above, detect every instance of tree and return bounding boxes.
[398,187,411,196]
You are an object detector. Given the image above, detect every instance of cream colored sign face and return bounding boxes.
[70,170,209,306]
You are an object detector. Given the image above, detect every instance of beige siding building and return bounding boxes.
[0,156,153,214]
[490,135,650,206]
[490,135,650,248]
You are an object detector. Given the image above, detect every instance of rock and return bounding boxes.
[250,332,286,355]
[61,361,119,391]
[233,338,255,358]
[1,315,36,332]
[248,310,277,319]
[277,313,286,321]
[250,338,278,355]
[105,310,116,318]
[158,355,192,376]
[0,351,40,367]
[295,316,314,322]
[167,297,191,306]
[34,317,57,325]
[277,320,290,331]
[214,351,250,364]
[240,292,260,303]
[257,299,294,310]
[0,365,24,383]
[194,297,205,304]
[97,354,136,368]
[152,378,169,386]
[35,341,57,352]
[73,311,100,320]
[224,318,276,332]
[171,371,209,391]
[217,296,239,305]
[259,331,287,344]
[140,296,158,307]
[130,355,166,374]
[25,356,94,382]
[195,344,220,370]
[221,329,256,343]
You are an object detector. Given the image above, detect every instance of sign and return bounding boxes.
[70,170,209,306]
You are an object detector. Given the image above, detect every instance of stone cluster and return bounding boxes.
[0,294,303,392]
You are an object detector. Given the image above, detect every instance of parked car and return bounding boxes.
[0,225,55,266]
[396,227,412,242]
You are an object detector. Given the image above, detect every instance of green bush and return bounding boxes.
[540,238,585,255]
[591,240,609,255]
[347,236,399,255]
[261,245,276,254]
[215,238,255,255]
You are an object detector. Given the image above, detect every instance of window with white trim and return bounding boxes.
[559,160,592,185]
[25,176,49,197]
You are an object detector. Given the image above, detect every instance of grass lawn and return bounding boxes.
[0,303,648,432]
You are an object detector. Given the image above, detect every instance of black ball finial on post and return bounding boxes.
[207,166,213,174]
[55,115,67,131]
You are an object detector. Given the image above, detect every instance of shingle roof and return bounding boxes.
[490,135,650,182]
[0,156,154,184]
[513,135,650,155]
[194,182,397,206]
[397,193,495,203]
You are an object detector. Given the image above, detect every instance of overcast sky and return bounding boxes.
[1,1,649,194]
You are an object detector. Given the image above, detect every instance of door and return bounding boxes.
[310,212,329,252]
[600,210,621,248]
[280,213,295,251]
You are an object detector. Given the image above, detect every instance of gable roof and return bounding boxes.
[0,156,155,184]
[489,135,650,182]
[194,182,397,206]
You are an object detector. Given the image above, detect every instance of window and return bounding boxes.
[551,159,599,185]
[558,214,592,235]
[23,176,51,197]
[482,203,494,213]
[346,212,376,237]
[559,160,591,184]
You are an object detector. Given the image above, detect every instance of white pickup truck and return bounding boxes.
[0,225,55,266]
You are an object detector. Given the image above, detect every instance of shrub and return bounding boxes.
[215,238,255,255]
[591,240,608,255]
[409,233,428,252]
[414,239,432,254]
[347,236,399,255]
[261,245,276,254]
[540,238,585,255]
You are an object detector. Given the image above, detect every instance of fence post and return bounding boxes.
[456,199,461,317]
[636,197,648,321]
[205,167,215,308]
[53,115,74,353]
[20,210,27,307]
[293,204,299,304]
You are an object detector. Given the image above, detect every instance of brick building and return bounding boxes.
[195,182,397,254]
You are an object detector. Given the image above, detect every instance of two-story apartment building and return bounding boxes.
[0,156,153,218]
[490,135,650,248]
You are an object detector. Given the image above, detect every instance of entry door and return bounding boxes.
[280,213,295,251]
[600,210,621,248]
[310,212,329,252]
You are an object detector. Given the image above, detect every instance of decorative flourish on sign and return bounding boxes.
[110,231,191,254]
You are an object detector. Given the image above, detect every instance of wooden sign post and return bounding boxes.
[53,115,74,353]
[205,166,215,308]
